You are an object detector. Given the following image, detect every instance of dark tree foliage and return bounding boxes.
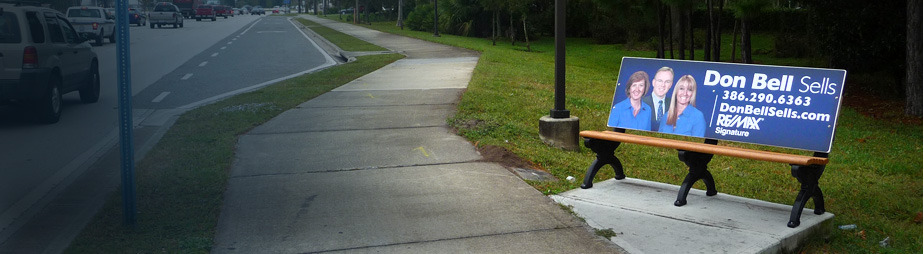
[807,0,906,76]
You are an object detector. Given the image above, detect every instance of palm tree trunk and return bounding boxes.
[714,0,724,61]
[397,0,403,29]
[510,12,515,46]
[688,8,694,60]
[492,10,497,45]
[523,15,530,52]
[676,6,685,59]
[704,0,713,61]
[731,19,738,62]
[906,0,922,116]
[668,6,674,59]
[741,18,752,64]
[657,2,665,58]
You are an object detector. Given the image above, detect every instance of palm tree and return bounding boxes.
[662,0,695,60]
[479,0,503,45]
[731,0,771,64]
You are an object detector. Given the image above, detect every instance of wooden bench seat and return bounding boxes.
[580,130,828,166]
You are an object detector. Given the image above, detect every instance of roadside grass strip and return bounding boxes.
[296,18,387,52]
[65,54,404,253]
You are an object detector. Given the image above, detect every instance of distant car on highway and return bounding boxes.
[149,2,184,28]
[65,6,115,46]
[0,3,100,123]
[250,6,264,15]
[128,8,146,26]
[195,4,216,21]
[216,5,233,18]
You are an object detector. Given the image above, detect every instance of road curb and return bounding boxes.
[289,17,350,63]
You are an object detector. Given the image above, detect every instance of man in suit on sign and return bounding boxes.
[643,66,674,132]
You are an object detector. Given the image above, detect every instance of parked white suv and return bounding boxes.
[65,6,114,46]
[0,3,100,124]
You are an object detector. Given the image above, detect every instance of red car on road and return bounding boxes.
[194,4,216,21]
[216,5,233,18]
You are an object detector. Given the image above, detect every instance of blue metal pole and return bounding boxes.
[115,0,136,226]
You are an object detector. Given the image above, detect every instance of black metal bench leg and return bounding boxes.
[580,138,624,189]
[787,163,826,228]
[674,144,717,207]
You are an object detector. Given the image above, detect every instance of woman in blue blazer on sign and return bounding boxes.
[659,75,706,137]
[608,71,652,131]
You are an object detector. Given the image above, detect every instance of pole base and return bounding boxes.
[539,115,580,151]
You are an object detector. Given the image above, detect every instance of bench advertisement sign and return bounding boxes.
[608,57,846,152]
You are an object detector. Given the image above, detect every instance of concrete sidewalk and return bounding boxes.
[210,15,622,253]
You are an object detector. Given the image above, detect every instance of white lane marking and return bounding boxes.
[199,61,208,67]
[152,92,170,103]
[177,18,338,110]
[181,73,193,80]
[211,52,219,57]
[239,19,261,36]
[221,46,227,50]
[226,41,233,45]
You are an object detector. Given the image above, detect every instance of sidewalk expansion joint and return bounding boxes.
[230,160,485,179]
[302,226,585,254]
[562,194,740,231]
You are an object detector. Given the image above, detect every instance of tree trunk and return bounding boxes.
[714,0,724,61]
[731,19,738,62]
[676,6,685,59]
[491,11,496,45]
[741,18,752,64]
[906,0,922,116]
[353,0,358,24]
[668,6,674,59]
[522,15,530,52]
[364,2,370,25]
[704,0,713,61]
[397,0,403,29]
[657,2,665,58]
[510,13,516,46]
[688,8,694,60]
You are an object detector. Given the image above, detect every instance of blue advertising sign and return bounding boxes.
[608,57,846,152]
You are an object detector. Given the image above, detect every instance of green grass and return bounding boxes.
[318,15,923,253]
[64,53,404,253]
[295,18,387,52]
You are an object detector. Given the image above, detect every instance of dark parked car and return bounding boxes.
[250,6,264,15]
[128,8,146,26]
[0,3,100,123]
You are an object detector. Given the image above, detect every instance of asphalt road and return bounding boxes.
[0,14,333,252]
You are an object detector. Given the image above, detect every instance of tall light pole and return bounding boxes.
[551,0,568,118]
[538,0,579,151]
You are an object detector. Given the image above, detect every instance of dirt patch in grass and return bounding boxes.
[476,144,545,171]
[843,92,921,124]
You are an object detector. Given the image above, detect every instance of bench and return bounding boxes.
[580,57,846,228]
